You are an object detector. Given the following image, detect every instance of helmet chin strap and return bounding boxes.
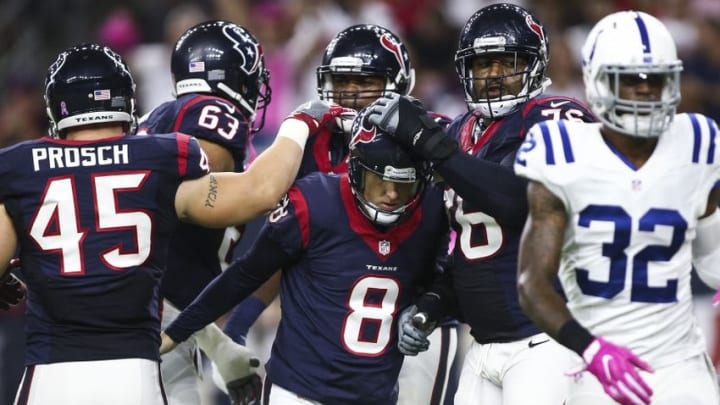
[217,82,256,121]
[360,201,404,226]
[611,112,665,138]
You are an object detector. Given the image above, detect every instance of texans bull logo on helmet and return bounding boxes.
[349,117,378,148]
[380,33,407,79]
[223,24,262,75]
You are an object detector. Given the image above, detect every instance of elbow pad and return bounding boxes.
[693,209,720,289]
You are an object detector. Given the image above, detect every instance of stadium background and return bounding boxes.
[0,0,719,403]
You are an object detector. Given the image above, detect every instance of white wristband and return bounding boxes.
[277,118,310,151]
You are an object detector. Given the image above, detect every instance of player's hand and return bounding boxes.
[196,323,262,404]
[159,332,178,354]
[582,337,654,405]
[227,373,262,405]
[0,259,25,310]
[286,100,356,134]
[365,93,457,163]
[397,305,433,356]
[210,362,262,405]
[211,362,262,405]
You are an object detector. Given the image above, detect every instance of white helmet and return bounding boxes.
[581,11,682,138]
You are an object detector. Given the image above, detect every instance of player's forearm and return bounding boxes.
[518,222,594,356]
[212,135,304,225]
[517,263,595,356]
[435,152,529,228]
[416,271,458,322]
[165,261,273,343]
[224,272,281,344]
[238,120,310,213]
[176,119,310,227]
[517,266,572,338]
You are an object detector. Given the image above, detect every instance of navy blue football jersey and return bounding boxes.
[166,173,449,404]
[138,94,251,172]
[0,134,208,364]
[297,125,349,178]
[445,95,596,343]
[138,94,253,309]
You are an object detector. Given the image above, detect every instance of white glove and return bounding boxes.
[194,323,260,383]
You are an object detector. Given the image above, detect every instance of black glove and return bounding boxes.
[366,93,458,163]
[227,373,263,405]
[0,259,25,310]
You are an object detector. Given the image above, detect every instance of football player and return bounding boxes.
[368,4,597,404]
[136,20,272,405]
[1,42,336,405]
[223,24,459,405]
[161,110,451,405]
[515,10,720,405]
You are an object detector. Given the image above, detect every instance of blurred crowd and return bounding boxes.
[1,0,719,149]
[1,0,720,403]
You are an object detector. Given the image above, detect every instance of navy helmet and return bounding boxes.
[317,24,415,109]
[455,3,550,118]
[347,108,430,227]
[45,43,137,138]
[171,20,271,131]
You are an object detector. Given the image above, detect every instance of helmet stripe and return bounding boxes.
[633,12,652,62]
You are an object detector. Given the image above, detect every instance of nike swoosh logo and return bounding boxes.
[549,100,570,108]
[601,354,613,379]
[528,339,550,348]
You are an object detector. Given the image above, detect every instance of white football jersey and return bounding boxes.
[515,113,720,368]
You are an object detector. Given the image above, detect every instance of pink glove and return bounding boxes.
[582,337,654,405]
[285,100,356,134]
[712,290,720,306]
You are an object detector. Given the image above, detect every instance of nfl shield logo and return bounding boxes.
[378,240,391,256]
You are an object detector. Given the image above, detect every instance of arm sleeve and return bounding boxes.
[416,268,460,322]
[164,227,295,343]
[693,208,720,289]
[416,197,459,321]
[223,295,269,345]
[435,151,528,228]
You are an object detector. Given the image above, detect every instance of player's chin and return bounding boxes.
[378,203,400,211]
